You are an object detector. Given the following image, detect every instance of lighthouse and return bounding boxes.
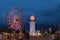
[29,15,35,36]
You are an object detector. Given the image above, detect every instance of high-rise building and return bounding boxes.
[29,16,35,36]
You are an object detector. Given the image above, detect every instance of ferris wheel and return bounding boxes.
[7,7,25,30]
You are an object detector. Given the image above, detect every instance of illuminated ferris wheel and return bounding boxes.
[7,7,25,30]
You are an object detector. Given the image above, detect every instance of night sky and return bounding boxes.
[0,0,60,30]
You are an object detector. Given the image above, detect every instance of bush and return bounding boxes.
[53,37,60,40]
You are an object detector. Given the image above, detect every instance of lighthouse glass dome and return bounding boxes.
[7,7,25,30]
[30,16,35,21]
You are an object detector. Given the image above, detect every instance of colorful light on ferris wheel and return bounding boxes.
[7,7,25,30]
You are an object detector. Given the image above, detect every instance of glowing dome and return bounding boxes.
[30,16,35,21]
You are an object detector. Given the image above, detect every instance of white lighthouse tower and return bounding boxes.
[29,15,35,36]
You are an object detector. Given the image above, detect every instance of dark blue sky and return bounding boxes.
[0,0,60,30]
